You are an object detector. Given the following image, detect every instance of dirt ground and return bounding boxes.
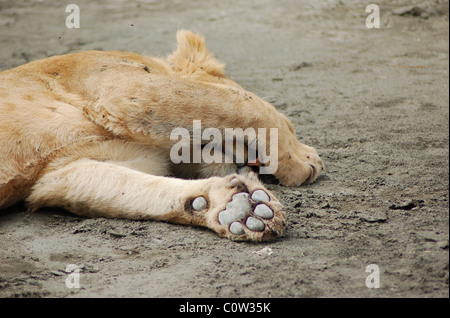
[0,0,448,298]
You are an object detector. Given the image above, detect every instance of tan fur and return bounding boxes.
[0,30,322,241]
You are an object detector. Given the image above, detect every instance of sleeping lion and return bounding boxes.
[0,30,323,241]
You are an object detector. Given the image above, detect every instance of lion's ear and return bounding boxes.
[167,30,225,77]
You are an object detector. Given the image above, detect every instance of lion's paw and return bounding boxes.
[193,175,286,241]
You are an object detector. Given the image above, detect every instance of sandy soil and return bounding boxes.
[0,0,448,298]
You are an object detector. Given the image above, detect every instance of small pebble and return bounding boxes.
[51,270,66,276]
[437,241,449,249]
[81,263,99,273]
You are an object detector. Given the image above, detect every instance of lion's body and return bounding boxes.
[0,31,322,241]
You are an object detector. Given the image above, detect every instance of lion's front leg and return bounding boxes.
[26,159,285,241]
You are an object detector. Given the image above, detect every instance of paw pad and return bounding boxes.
[251,190,270,202]
[254,204,274,219]
[192,196,207,211]
[246,217,265,231]
[229,222,245,235]
[218,192,250,225]
[218,190,274,235]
